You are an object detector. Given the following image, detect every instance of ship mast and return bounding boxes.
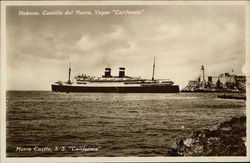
[68,62,71,84]
[152,56,155,81]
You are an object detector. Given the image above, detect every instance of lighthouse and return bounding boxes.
[200,65,206,87]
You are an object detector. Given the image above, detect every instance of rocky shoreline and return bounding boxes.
[167,116,246,156]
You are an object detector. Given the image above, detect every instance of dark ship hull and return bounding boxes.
[51,84,179,93]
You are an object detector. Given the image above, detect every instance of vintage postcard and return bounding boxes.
[1,0,249,162]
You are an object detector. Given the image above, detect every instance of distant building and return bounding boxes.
[235,75,246,83]
[182,66,246,92]
[188,80,200,86]
[219,73,236,84]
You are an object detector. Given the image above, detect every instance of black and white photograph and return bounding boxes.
[1,0,249,162]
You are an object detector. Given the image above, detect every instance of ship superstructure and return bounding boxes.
[51,58,179,93]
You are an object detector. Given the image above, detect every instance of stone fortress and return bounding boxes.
[182,65,246,92]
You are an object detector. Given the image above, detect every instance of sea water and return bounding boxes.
[6,91,246,157]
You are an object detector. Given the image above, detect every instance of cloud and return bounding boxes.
[75,25,128,51]
[6,5,246,90]
[73,25,132,67]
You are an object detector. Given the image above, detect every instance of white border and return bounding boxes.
[245,0,250,159]
[1,1,7,163]
[1,1,250,163]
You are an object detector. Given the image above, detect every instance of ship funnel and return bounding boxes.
[104,68,111,77]
[119,67,125,78]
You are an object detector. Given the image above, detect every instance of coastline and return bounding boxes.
[167,116,246,156]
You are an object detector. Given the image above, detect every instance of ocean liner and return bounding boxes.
[51,58,179,93]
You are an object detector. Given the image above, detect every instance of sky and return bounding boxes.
[6,5,246,90]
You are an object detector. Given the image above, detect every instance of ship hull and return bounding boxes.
[51,84,179,93]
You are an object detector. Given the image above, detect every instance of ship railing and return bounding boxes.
[75,77,145,82]
[141,83,173,87]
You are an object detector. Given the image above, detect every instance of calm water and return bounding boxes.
[6,91,246,157]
